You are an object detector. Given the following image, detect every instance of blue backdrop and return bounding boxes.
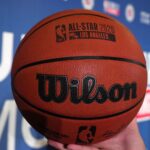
[0,0,150,150]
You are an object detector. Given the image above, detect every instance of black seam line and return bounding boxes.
[18,13,112,51]
[13,83,143,120]
[14,56,146,76]
[33,13,112,35]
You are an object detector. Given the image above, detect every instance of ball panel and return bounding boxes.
[12,10,145,77]
[13,89,143,144]
[13,59,147,118]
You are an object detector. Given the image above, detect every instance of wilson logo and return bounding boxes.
[36,74,137,104]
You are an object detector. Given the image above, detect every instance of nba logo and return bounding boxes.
[76,126,96,144]
[55,24,67,42]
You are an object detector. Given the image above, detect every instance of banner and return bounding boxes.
[0,0,150,150]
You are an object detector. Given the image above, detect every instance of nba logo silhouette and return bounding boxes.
[76,126,96,144]
[55,24,67,42]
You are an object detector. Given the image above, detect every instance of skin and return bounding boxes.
[48,118,146,150]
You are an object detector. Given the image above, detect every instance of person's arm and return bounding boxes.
[48,118,146,150]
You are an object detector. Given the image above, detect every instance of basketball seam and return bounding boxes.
[17,13,113,52]
[12,84,144,120]
[13,56,146,77]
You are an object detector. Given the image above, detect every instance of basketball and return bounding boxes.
[11,9,147,144]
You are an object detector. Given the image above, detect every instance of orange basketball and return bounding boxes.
[11,9,147,144]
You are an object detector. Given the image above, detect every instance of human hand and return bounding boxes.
[48,118,146,150]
